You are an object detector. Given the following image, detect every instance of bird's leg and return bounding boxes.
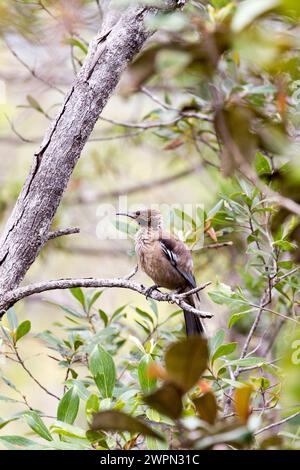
[144,284,161,299]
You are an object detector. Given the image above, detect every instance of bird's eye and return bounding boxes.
[136,211,140,216]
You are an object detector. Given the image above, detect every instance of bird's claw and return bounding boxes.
[145,285,161,300]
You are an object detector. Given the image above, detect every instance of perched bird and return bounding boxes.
[117,208,204,336]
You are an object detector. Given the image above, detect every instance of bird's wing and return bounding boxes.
[159,236,196,288]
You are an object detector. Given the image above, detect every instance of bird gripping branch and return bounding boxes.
[117,208,205,336]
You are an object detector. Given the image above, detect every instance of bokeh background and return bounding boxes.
[1,0,300,449]
[0,0,226,440]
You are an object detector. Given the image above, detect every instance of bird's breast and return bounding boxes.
[135,231,186,290]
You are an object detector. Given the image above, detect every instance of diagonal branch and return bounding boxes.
[254,409,300,436]
[74,163,204,204]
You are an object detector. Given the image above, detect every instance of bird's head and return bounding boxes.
[116,208,163,229]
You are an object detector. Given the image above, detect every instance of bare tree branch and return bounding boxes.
[5,40,64,95]
[75,163,204,204]
[47,227,80,241]
[99,115,183,129]
[254,409,300,436]
[0,276,213,320]
[177,281,212,297]
[198,241,233,250]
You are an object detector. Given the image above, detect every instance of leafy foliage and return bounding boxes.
[1,0,300,451]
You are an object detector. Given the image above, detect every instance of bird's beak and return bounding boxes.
[116,211,136,219]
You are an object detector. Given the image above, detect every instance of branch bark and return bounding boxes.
[47,227,80,241]
[0,1,181,302]
[0,277,213,320]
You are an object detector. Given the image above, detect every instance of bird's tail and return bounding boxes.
[183,294,205,336]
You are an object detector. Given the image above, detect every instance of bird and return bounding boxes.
[117,208,204,336]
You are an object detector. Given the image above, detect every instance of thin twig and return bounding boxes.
[140,86,212,122]
[47,227,80,241]
[99,115,183,129]
[89,130,144,142]
[254,409,300,436]
[13,346,60,401]
[5,115,37,144]
[247,302,300,325]
[275,266,300,284]
[5,40,64,95]
[199,241,233,250]
[74,164,203,204]
[177,281,212,298]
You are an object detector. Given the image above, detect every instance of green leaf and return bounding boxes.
[91,410,164,440]
[135,307,155,327]
[208,283,246,307]
[60,305,85,319]
[209,329,225,356]
[26,94,44,114]
[135,319,151,334]
[24,411,53,441]
[273,240,296,252]
[0,375,20,393]
[64,37,88,54]
[51,421,86,439]
[66,379,90,400]
[111,304,128,321]
[86,394,100,418]
[0,435,48,450]
[0,411,24,430]
[86,430,108,448]
[228,312,252,328]
[173,208,196,229]
[208,200,224,219]
[70,287,86,309]
[138,355,157,393]
[15,320,31,343]
[88,291,103,311]
[165,337,209,392]
[57,387,80,424]
[6,308,18,331]
[98,309,109,326]
[255,152,272,176]
[0,395,20,403]
[89,345,116,398]
[212,343,237,364]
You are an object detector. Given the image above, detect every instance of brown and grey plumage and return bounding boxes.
[117,208,204,336]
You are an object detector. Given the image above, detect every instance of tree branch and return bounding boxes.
[74,163,203,204]
[254,409,300,436]
[47,227,80,241]
[0,277,213,320]
[5,39,64,95]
